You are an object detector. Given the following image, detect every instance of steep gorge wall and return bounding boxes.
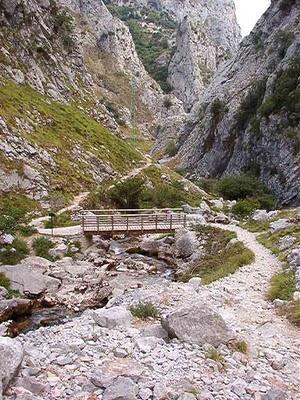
[176,0,300,205]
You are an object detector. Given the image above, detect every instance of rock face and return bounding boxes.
[176,0,300,205]
[0,337,23,395]
[161,303,233,346]
[108,0,240,111]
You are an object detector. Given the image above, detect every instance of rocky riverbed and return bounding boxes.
[0,221,300,400]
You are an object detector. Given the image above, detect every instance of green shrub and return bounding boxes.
[0,239,29,265]
[0,215,17,235]
[235,80,266,130]
[259,57,300,125]
[267,271,296,301]
[142,182,185,208]
[18,225,38,237]
[130,302,159,319]
[232,199,259,218]
[32,237,54,260]
[109,177,145,209]
[165,141,177,157]
[44,210,77,228]
[216,175,262,200]
[195,178,218,193]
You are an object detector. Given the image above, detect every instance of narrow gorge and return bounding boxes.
[0,0,299,399]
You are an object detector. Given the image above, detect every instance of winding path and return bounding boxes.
[202,224,300,396]
[32,159,153,237]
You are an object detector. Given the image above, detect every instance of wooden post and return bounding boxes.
[141,215,144,233]
[184,213,187,228]
[97,215,100,234]
[155,214,158,231]
[170,213,173,230]
[126,215,129,233]
[82,216,85,233]
[111,215,114,234]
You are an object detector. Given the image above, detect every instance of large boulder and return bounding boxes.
[175,229,198,259]
[252,210,278,221]
[161,303,233,347]
[0,263,60,297]
[93,306,131,330]
[269,219,292,233]
[0,337,23,395]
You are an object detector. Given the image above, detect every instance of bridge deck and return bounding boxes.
[81,209,188,236]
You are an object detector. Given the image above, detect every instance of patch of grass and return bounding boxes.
[178,226,254,284]
[18,225,38,237]
[130,302,160,319]
[0,82,142,197]
[267,271,296,301]
[155,232,175,241]
[32,237,54,261]
[0,272,20,298]
[0,238,29,265]
[206,349,225,364]
[232,340,248,354]
[241,219,272,233]
[285,301,300,326]
[258,222,300,257]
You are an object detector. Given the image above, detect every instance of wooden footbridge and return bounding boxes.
[81,208,189,237]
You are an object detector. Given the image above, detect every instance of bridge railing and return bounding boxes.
[81,210,187,234]
[80,208,183,215]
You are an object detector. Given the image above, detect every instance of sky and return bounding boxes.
[234,0,271,36]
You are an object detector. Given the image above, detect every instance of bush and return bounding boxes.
[232,199,259,218]
[0,238,29,265]
[44,211,77,228]
[235,80,266,130]
[216,175,262,200]
[142,182,185,208]
[130,302,159,319]
[18,225,38,237]
[109,177,145,209]
[0,215,17,235]
[259,57,300,125]
[32,237,54,260]
[267,271,296,301]
[165,141,177,157]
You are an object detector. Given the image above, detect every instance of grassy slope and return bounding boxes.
[245,210,300,327]
[0,81,142,197]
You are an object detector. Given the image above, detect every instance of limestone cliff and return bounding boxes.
[106,0,241,110]
[176,0,300,205]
